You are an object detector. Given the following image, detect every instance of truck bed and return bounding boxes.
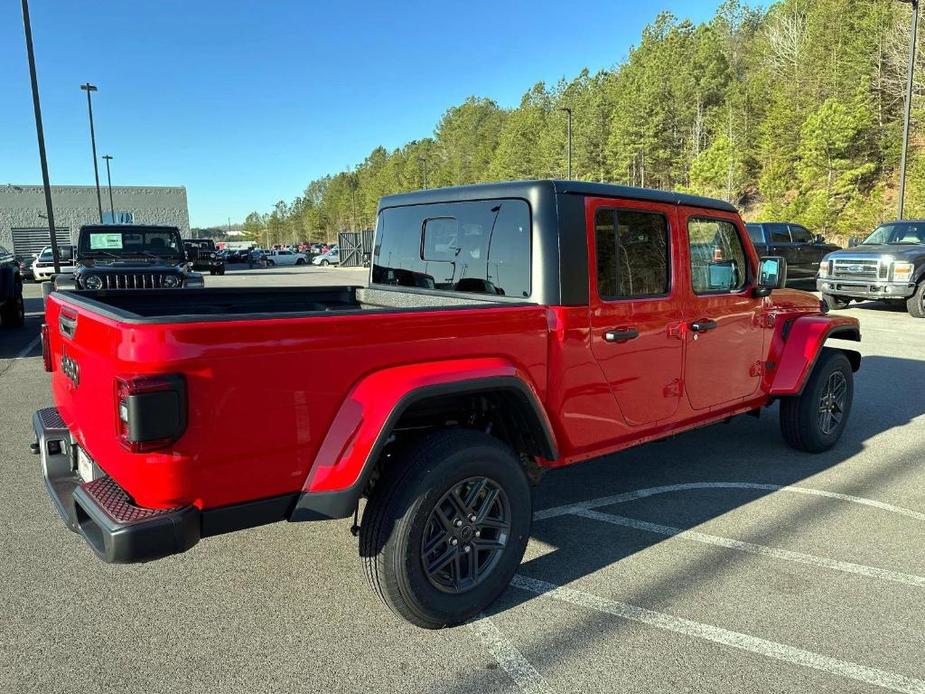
[43,287,550,511]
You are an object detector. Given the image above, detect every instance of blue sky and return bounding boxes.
[3,1,724,227]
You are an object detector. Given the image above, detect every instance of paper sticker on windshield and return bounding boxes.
[89,233,123,249]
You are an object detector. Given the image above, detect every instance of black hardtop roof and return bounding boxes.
[79,224,181,234]
[378,179,738,213]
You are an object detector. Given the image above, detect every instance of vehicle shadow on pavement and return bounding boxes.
[0,298,44,360]
[444,355,925,692]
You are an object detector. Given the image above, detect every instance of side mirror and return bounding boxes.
[848,236,860,248]
[754,256,787,296]
[814,234,825,244]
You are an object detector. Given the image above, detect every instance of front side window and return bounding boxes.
[595,208,670,299]
[688,218,748,294]
[789,225,812,243]
[373,199,531,298]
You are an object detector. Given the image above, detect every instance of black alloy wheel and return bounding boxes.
[420,476,510,593]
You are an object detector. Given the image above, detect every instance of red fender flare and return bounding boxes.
[769,315,861,396]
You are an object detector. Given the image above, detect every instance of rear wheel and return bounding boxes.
[266,259,275,267]
[1,282,25,329]
[360,430,531,629]
[780,349,853,453]
[822,293,850,310]
[906,281,925,318]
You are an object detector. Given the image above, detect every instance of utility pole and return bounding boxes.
[21,0,60,273]
[102,154,114,221]
[80,82,103,223]
[898,0,920,219]
[419,156,428,189]
[560,107,572,179]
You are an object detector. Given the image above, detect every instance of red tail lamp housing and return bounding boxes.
[41,323,53,372]
[115,374,187,452]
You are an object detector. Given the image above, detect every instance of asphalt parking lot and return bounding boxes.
[1,269,923,694]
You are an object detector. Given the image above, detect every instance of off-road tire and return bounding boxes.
[822,293,850,310]
[0,283,25,329]
[906,281,925,318]
[359,429,532,629]
[780,348,853,453]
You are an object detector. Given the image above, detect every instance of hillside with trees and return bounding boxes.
[244,0,925,246]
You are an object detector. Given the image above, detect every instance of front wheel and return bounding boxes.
[822,293,851,310]
[321,259,329,267]
[360,430,532,629]
[906,282,925,318]
[780,348,853,453]
[296,258,305,265]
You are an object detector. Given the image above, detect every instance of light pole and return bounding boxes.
[898,0,919,220]
[560,107,572,179]
[102,154,114,221]
[20,0,60,273]
[80,82,103,223]
[419,156,428,189]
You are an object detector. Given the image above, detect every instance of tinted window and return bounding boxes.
[766,223,791,243]
[789,225,812,243]
[373,199,531,298]
[862,223,925,245]
[745,224,764,243]
[688,218,748,294]
[39,246,74,262]
[595,209,669,299]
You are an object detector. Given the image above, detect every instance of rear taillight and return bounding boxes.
[41,323,53,372]
[115,374,187,453]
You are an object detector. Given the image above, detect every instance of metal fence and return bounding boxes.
[337,230,374,267]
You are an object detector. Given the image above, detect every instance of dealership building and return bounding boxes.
[0,184,190,256]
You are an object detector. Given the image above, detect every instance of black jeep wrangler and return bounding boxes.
[0,243,25,328]
[183,239,225,275]
[54,225,204,291]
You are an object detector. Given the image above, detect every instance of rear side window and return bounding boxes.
[688,218,748,294]
[745,224,764,243]
[595,208,670,299]
[373,199,531,298]
[766,223,791,243]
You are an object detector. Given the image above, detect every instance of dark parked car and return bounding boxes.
[0,244,24,328]
[745,222,840,281]
[183,239,225,275]
[817,219,925,317]
[16,255,36,282]
[54,225,204,291]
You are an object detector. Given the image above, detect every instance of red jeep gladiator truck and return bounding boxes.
[33,180,860,628]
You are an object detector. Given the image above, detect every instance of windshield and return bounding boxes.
[79,229,183,258]
[862,223,925,245]
[38,246,74,262]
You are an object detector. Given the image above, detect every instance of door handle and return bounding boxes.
[604,327,639,343]
[690,319,718,333]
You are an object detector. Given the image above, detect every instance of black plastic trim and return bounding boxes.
[200,494,298,537]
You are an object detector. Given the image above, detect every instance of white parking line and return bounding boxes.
[574,508,925,588]
[535,482,925,522]
[511,574,925,694]
[467,614,551,694]
[14,335,41,360]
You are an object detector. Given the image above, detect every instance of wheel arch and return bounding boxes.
[290,359,556,522]
[769,315,861,396]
